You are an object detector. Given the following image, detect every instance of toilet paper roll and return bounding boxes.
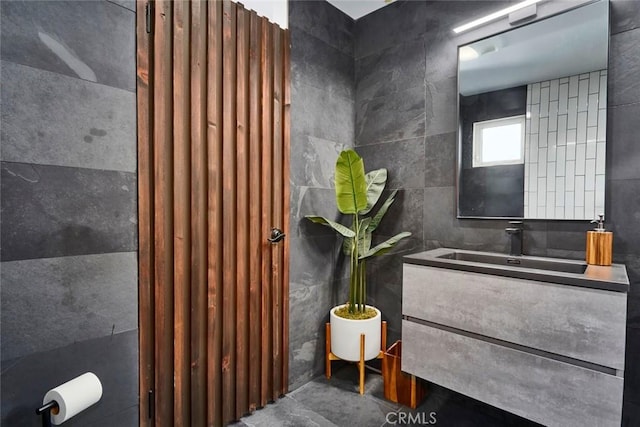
[43,372,103,425]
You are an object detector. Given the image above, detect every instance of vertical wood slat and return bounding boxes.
[153,2,174,426]
[136,2,154,426]
[259,16,274,407]
[173,2,191,425]
[221,0,238,423]
[281,28,291,394]
[189,0,208,424]
[235,5,250,420]
[207,0,223,425]
[138,1,290,424]
[247,10,263,412]
[271,24,284,399]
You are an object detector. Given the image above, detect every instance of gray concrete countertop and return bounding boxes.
[403,248,630,292]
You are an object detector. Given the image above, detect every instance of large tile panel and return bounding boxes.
[1,252,138,360]
[290,186,343,238]
[289,0,353,56]
[291,28,353,100]
[291,81,355,144]
[624,327,640,408]
[608,103,640,181]
[623,399,640,426]
[241,396,338,427]
[356,38,426,103]
[1,330,138,427]
[373,189,425,242]
[1,162,137,261]
[609,28,640,107]
[425,77,457,137]
[425,132,456,188]
[425,34,458,84]
[0,0,135,91]
[545,221,591,257]
[622,254,640,328]
[356,138,426,190]
[289,235,345,287]
[288,370,398,427]
[1,61,136,172]
[288,280,333,390]
[107,0,136,13]
[356,86,426,145]
[608,178,640,255]
[355,0,427,59]
[289,131,347,189]
[611,0,640,35]
[423,186,461,245]
[367,254,404,344]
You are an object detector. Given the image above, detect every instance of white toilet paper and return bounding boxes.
[43,372,103,425]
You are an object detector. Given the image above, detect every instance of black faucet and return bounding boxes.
[505,221,523,256]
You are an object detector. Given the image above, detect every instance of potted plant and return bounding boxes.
[306,149,411,361]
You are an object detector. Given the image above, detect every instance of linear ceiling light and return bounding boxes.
[452,0,544,34]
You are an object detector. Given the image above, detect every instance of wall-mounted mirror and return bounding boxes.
[457,0,609,220]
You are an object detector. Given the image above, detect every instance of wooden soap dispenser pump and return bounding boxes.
[586,214,613,266]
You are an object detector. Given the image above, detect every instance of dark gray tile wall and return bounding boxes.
[1,162,137,261]
[288,0,355,391]
[1,60,136,172]
[1,330,138,427]
[352,0,640,423]
[0,0,135,91]
[595,2,640,419]
[0,1,137,425]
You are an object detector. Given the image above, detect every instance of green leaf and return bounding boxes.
[359,232,412,259]
[343,219,373,256]
[368,190,398,233]
[342,235,353,256]
[335,150,367,215]
[358,218,372,254]
[305,215,355,238]
[360,168,387,215]
[342,220,356,255]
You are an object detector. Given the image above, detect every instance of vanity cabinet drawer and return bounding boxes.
[402,264,626,370]
[402,320,623,427]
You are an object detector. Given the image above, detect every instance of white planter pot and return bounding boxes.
[330,304,381,362]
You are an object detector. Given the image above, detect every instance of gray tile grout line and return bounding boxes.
[0,58,136,94]
[287,370,404,425]
[284,392,341,427]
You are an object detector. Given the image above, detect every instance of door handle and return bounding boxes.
[267,227,286,243]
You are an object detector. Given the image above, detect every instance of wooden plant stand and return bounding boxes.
[382,340,426,409]
[325,320,387,395]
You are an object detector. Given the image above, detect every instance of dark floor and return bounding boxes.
[231,365,541,427]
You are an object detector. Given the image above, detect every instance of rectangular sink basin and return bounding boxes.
[403,248,630,292]
[436,251,587,274]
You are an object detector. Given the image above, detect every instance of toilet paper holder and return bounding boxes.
[36,400,58,427]
[35,372,102,426]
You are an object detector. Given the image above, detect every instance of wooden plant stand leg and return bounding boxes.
[359,333,365,395]
[410,374,417,409]
[381,320,387,353]
[325,320,388,395]
[326,323,332,379]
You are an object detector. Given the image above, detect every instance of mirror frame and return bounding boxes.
[455,0,611,220]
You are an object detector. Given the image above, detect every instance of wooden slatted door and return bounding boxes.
[136,1,290,425]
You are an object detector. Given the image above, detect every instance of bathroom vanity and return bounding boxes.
[401,248,629,427]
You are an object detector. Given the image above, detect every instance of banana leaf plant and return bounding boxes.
[306,149,411,315]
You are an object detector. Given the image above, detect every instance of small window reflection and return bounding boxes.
[473,115,525,167]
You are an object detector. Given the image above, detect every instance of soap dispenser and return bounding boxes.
[586,214,613,266]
